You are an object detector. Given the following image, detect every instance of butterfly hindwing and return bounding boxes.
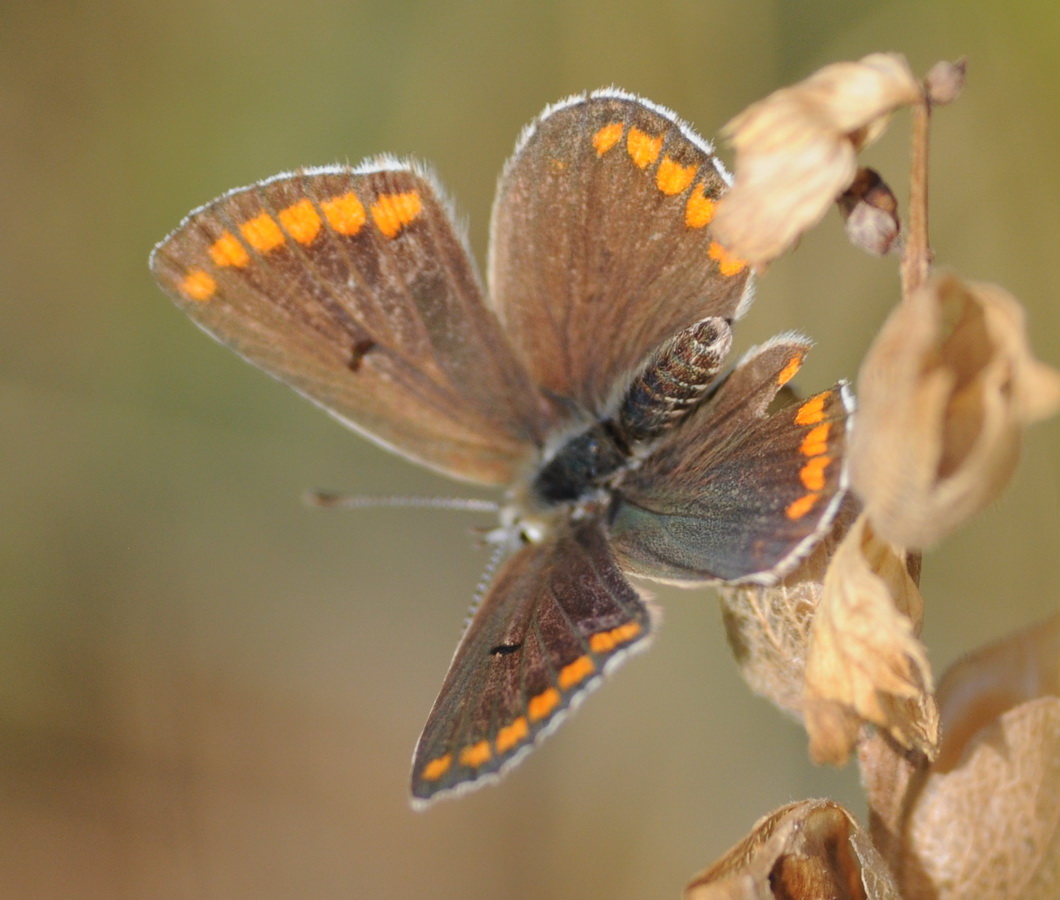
[151,164,550,485]
[411,521,654,806]
[488,89,755,413]
[609,335,853,583]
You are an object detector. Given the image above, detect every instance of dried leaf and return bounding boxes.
[905,696,1060,900]
[714,54,919,265]
[934,611,1060,771]
[685,799,901,900]
[803,513,938,764]
[720,500,858,718]
[860,614,1060,900]
[850,273,1060,548]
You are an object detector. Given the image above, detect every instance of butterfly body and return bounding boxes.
[150,89,852,806]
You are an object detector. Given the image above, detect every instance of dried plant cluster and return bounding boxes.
[689,55,1060,900]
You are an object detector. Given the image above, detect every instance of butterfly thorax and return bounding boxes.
[505,316,735,545]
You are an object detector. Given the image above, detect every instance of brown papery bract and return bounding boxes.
[850,273,1060,549]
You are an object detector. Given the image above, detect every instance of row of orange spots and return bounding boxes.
[419,620,642,782]
[177,188,423,302]
[588,620,642,653]
[590,120,747,276]
[785,391,835,521]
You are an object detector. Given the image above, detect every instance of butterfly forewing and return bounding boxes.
[489,90,754,413]
[411,521,654,805]
[610,336,853,583]
[151,164,549,485]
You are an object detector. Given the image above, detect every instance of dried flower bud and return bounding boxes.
[924,59,967,106]
[714,54,920,265]
[850,273,1060,548]
[685,799,901,900]
[837,167,900,256]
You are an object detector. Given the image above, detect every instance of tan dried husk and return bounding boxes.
[803,513,938,764]
[684,799,901,900]
[850,272,1060,549]
[719,499,859,717]
[714,53,919,265]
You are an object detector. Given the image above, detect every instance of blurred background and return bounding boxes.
[2,1,1057,896]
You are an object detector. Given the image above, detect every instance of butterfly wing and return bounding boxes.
[410,520,654,806]
[488,89,754,414]
[609,335,853,583]
[151,163,551,485]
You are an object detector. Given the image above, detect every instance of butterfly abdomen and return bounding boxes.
[616,316,733,445]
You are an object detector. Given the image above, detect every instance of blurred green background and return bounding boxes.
[2,1,1057,896]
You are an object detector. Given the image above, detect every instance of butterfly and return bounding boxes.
[150,88,851,807]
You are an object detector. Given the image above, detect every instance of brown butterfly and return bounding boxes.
[150,89,851,807]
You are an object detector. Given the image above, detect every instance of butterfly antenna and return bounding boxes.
[303,490,499,513]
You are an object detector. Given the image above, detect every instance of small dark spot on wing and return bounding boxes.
[348,337,377,371]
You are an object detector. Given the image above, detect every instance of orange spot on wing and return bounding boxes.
[459,740,492,769]
[558,655,595,690]
[656,157,698,195]
[421,753,452,781]
[776,355,803,386]
[528,688,560,722]
[786,493,820,520]
[685,183,715,229]
[495,717,529,754]
[800,456,832,491]
[795,394,827,426]
[627,128,663,169]
[278,198,322,244]
[240,212,286,253]
[321,192,367,235]
[592,122,624,156]
[180,268,216,301]
[589,621,642,654]
[801,423,831,457]
[371,191,423,239]
[209,231,249,268]
[708,241,748,276]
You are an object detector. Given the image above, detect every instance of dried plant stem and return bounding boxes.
[901,90,933,298]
